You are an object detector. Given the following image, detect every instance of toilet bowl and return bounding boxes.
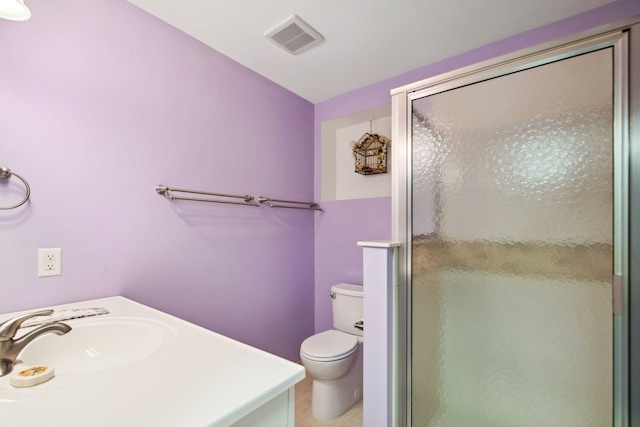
[300,284,364,421]
[300,330,358,380]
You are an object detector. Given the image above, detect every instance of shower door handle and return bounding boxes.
[613,274,623,315]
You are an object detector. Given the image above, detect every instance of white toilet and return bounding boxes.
[300,283,364,421]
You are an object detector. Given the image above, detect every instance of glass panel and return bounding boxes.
[411,49,613,427]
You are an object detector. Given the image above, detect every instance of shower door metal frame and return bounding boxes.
[391,19,640,427]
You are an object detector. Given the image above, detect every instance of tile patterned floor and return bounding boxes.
[295,373,363,426]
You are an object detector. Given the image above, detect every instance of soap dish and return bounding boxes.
[10,365,55,388]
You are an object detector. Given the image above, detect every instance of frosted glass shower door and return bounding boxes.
[410,48,615,426]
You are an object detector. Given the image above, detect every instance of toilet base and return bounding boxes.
[311,344,363,421]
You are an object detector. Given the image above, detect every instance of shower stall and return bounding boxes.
[391,24,639,427]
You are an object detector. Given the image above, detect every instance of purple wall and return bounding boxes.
[313,0,640,333]
[0,0,315,361]
[314,198,391,332]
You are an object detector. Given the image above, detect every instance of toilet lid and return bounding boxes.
[301,330,358,360]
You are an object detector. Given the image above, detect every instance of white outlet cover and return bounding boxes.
[38,248,62,277]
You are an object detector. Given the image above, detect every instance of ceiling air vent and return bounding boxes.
[265,15,324,55]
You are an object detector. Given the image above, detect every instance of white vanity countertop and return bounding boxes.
[0,296,305,427]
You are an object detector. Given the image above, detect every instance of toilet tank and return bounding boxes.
[331,283,364,336]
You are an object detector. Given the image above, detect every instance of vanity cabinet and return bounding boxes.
[232,389,294,427]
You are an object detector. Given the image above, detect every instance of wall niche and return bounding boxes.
[321,104,391,201]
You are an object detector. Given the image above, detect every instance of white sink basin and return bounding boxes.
[18,317,174,374]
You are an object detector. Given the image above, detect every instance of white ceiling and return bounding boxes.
[125,0,614,103]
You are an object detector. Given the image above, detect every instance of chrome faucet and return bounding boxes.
[0,309,71,377]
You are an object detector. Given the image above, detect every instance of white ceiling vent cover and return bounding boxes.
[265,15,324,55]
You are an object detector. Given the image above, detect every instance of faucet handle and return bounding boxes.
[0,309,54,340]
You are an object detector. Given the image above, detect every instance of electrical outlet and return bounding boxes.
[38,248,62,277]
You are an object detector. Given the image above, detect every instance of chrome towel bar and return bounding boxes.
[156,185,322,211]
[0,167,30,210]
[156,185,259,207]
[258,197,323,211]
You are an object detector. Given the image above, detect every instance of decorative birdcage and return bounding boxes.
[351,118,390,175]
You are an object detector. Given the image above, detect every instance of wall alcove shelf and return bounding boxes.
[156,185,322,212]
[321,103,392,201]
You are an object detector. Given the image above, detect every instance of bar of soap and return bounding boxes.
[10,365,55,388]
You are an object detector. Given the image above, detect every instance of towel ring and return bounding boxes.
[0,167,31,210]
